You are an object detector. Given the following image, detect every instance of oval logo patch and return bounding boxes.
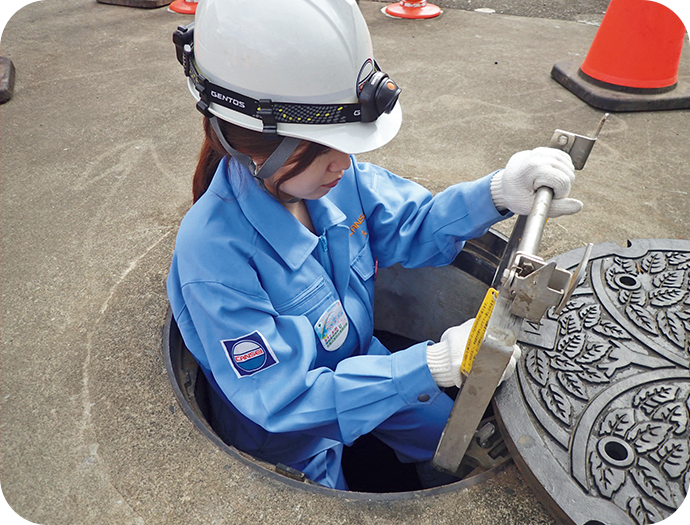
[314,299,349,352]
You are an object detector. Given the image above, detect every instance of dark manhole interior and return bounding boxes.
[168,319,499,493]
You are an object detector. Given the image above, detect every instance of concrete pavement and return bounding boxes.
[1,1,688,524]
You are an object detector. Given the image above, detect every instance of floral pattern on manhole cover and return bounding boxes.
[494,239,690,525]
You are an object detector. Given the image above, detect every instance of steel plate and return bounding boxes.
[494,239,690,525]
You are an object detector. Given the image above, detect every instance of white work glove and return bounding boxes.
[426,319,522,388]
[490,147,583,217]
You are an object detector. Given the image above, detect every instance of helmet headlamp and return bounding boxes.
[358,70,401,123]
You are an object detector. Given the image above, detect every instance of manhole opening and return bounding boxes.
[164,231,510,495]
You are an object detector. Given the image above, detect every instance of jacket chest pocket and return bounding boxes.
[274,276,335,320]
[274,276,353,356]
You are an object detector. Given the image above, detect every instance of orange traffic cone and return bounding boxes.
[169,0,197,15]
[384,1,441,20]
[96,0,171,7]
[552,0,689,111]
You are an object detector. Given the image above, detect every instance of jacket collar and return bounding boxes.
[306,193,347,233]
[221,157,346,271]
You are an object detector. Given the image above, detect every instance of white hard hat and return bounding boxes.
[177,0,402,155]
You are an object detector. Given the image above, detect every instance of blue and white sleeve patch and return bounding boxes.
[221,331,279,378]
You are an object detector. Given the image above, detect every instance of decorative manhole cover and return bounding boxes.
[494,239,690,525]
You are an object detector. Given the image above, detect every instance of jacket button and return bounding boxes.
[418,394,430,402]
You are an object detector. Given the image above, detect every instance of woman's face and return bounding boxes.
[263,146,352,201]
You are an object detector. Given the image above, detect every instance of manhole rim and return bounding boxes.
[163,309,511,500]
[162,230,512,500]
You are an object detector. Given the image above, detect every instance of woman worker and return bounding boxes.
[167,0,582,490]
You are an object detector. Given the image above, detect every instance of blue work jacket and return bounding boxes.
[167,156,506,467]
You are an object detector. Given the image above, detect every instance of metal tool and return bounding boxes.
[431,114,608,476]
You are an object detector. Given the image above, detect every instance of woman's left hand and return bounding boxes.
[490,147,583,217]
[426,319,521,388]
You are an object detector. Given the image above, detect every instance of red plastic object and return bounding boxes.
[169,0,197,15]
[580,0,686,89]
[384,1,441,20]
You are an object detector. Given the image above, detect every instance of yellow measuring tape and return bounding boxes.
[460,287,498,375]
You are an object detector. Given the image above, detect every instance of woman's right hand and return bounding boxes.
[490,147,583,217]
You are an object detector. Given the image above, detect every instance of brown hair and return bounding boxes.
[193,117,330,203]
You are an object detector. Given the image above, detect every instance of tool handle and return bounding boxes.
[516,186,553,256]
[491,186,553,288]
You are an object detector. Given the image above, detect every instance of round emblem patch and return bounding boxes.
[232,340,267,372]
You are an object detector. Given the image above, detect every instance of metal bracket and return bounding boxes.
[507,253,571,321]
[549,113,608,170]
[554,242,594,314]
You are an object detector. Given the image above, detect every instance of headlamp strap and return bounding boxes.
[185,53,365,126]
